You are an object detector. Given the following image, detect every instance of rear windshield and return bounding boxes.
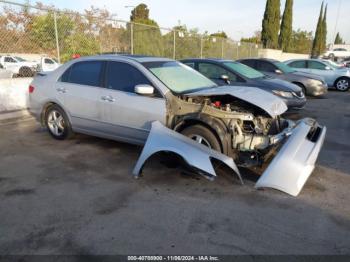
[143,61,216,94]
[223,62,265,79]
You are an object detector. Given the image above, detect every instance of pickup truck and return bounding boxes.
[0,55,60,77]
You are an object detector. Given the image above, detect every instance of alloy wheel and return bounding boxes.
[336,79,349,91]
[47,110,65,136]
[189,134,212,149]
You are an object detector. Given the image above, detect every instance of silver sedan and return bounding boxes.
[285,59,350,91]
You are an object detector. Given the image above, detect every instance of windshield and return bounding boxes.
[143,61,216,93]
[15,56,26,62]
[273,61,296,73]
[223,62,265,79]
[323,60,342,69]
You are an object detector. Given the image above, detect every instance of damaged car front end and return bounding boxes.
[135,60,326,196]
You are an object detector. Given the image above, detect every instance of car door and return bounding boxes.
[99,61,166,144]
[307,61,334,86]
[3,56,18,71]
[55,60,105,131]
[256,61,279,77]
[287,60,309,73]
[197,62,238,86]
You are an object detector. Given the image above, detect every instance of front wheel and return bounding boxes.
[45,105,73,140]
[335,78,349,92]
[294,83,307,96]
[181,125,222,152]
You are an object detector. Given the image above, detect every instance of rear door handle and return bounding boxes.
[56,87,66,93]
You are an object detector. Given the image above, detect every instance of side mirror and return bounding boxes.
[135,84,154,96]
[325,66,332,71]
[275,69,283,74]
[220,75,230,84]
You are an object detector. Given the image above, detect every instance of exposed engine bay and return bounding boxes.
[168,94,295,167]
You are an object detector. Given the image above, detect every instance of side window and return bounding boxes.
[241,60,256,69]
[308,61,326,70]
[44,58,54,64]
[61,61,103,87]
[289,61,306,68]
[257,61,276,72]
[198,63,237,82]
[183,62,195,69]
[106,62,152,93]
[5,57,16,63]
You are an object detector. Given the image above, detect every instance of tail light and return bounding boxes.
[29,85,35,93]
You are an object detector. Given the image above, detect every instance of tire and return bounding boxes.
[294,83,307,96]
[45,105,73,140]
[19,67,33,77]
[181,125,222,152]
[329,54,335,60]
[335,77,350,92]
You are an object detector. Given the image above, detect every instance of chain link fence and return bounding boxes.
[0,0,261,69]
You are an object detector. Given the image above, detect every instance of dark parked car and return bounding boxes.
[238,58,328,97]
[181,58,306,110]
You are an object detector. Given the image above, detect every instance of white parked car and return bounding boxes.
[0,55,38,77]
[0,55,60,77]
[324,48,350,59]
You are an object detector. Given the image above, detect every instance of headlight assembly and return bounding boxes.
[272,90,294,98]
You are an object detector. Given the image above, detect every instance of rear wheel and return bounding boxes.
[19,67,33,77]
[181,125,222,152]
[45,105,73,140]
[335,78,349,92]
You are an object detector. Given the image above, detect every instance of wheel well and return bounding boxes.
[334,76,350,86]
[292,82,304,88]
[175,119,224,153]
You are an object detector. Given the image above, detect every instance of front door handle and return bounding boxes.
[101,95,115,102]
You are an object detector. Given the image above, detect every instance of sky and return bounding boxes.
[22,0,350,43]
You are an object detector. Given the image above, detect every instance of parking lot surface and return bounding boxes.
[0,92,349,255]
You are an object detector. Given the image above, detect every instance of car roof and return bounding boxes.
[75,54,174,64]
[238,58,280,63]
[181,58,240,64]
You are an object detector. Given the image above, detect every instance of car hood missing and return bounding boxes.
[184,86,288,117]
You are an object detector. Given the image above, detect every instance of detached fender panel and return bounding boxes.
[133,121,243,184]
[256,119,327,196]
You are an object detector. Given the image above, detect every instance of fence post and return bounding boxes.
[200,37,203,58]
[130,23,134,55]
[53,11,60,63]
[173,30,176,59]
[221,38,224,59]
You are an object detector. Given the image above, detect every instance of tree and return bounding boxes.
[210,31,228,39]
[241,31,261,44]
[311,2,324,57]
[130,3,149,21]
[129,4,163,56]
[261,0,280,49]
[334,32,345,44]
[278,0,293,52]
[289,29,313,54]
[320,4,328,54]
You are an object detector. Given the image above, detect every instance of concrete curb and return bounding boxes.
[0,109,30,121]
